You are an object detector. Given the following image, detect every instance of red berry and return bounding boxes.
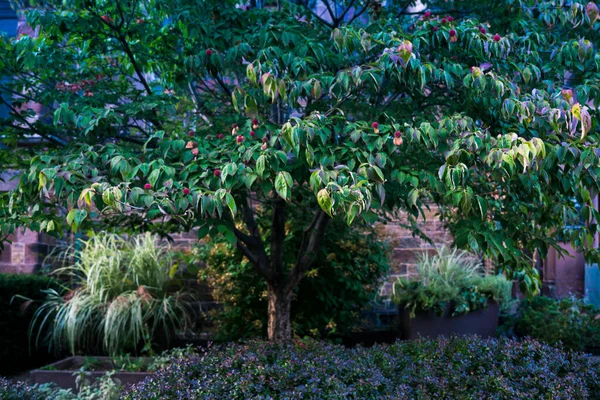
[252,119,259,125]
[188,130,195,136]
[218,133,224,139]
[441,18,447,24]
[433,26,439,32]
[236,135,244,143]
[101,15,112,23]
[447,16,454,22]
[206,49,213,56]
[183,188,191,195]
[493,34,501,42]
[479,27,487,34]
[449,29,456,37]
[144,183,152,190]
[214,169,221,177]
[424,11,431,18]
[394,131,402,138]
[250,131,256,137]
[371,122,379,129]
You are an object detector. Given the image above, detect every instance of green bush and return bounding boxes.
[393,247,513,317]
[0,273,62,375]
[197,217,390,340]
[30,233,197,356]
[500,295,600,351]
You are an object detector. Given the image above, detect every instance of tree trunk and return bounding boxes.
[267,283,292,342]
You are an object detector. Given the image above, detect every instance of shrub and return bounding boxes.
[0,273,62,375]
[393,247,512,317]
[197,216,390,340]
[500,295,600,351]
[30,233,197,356]
[123,337,600,399]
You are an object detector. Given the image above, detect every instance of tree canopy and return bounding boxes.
[1,0,600,339]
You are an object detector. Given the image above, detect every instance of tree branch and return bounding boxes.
[269,199,286,281]
[287,210,331,291]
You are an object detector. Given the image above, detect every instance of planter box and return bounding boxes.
[30,356,154,391]
[398,301,499,340]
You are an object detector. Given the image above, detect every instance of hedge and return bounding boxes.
[0,273,63,375]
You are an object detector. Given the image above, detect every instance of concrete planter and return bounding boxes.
[30,356,154,391]
[398,301,499,340]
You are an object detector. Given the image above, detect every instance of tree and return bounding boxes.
[1,0,600,341]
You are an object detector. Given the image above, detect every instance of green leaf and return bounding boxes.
[256,155,267,177]
[225,193,236,216]
[317,188,333,217]
[275,172,289,200]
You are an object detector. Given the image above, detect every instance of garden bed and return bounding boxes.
[30,356,154,390]
[398,301,499,339]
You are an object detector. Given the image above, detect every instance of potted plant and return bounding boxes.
[393,247,512,339]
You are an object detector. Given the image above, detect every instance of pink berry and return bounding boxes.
[493,34,501,42]
[447,16,454,22]
[250,131,256,137]
[206,49,213,56]
[188,130,195,136]
[394,131,402,138]
[236,135,244,144]
[371,122,379,129]
[218,133,224,139]
[479,27,487,34]
[214,169,221,177]
[424,11,431,18]
[433,26,439,32]
[252,119,259,125]
[183,188,190,195]
[144,183,152,190]
[449,29,456,37]
[441,18,447,24]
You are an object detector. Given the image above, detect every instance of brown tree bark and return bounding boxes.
[267,282,292,342]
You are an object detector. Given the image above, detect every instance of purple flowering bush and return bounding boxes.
[124,336,600,399]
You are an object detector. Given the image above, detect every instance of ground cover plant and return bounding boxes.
[120,336,600,399]
[1,0,600,342]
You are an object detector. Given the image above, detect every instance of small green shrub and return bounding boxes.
[500,295,600,351]
[393,247,513,317]
[30,233,197,356]
[197,216,390,340]
[0,273,63,375]
[0,374,121,400]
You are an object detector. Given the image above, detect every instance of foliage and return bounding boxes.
[0,273,63,375]
[30,233,196,356]
[0,374,121,400]
[3,0,600,338]
[198,216,390,340]
[393,247,513,317]
[123,337,600,399]
[500,295,600,351]
[146,345,198,372]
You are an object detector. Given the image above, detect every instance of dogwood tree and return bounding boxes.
[1,0,600,340]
